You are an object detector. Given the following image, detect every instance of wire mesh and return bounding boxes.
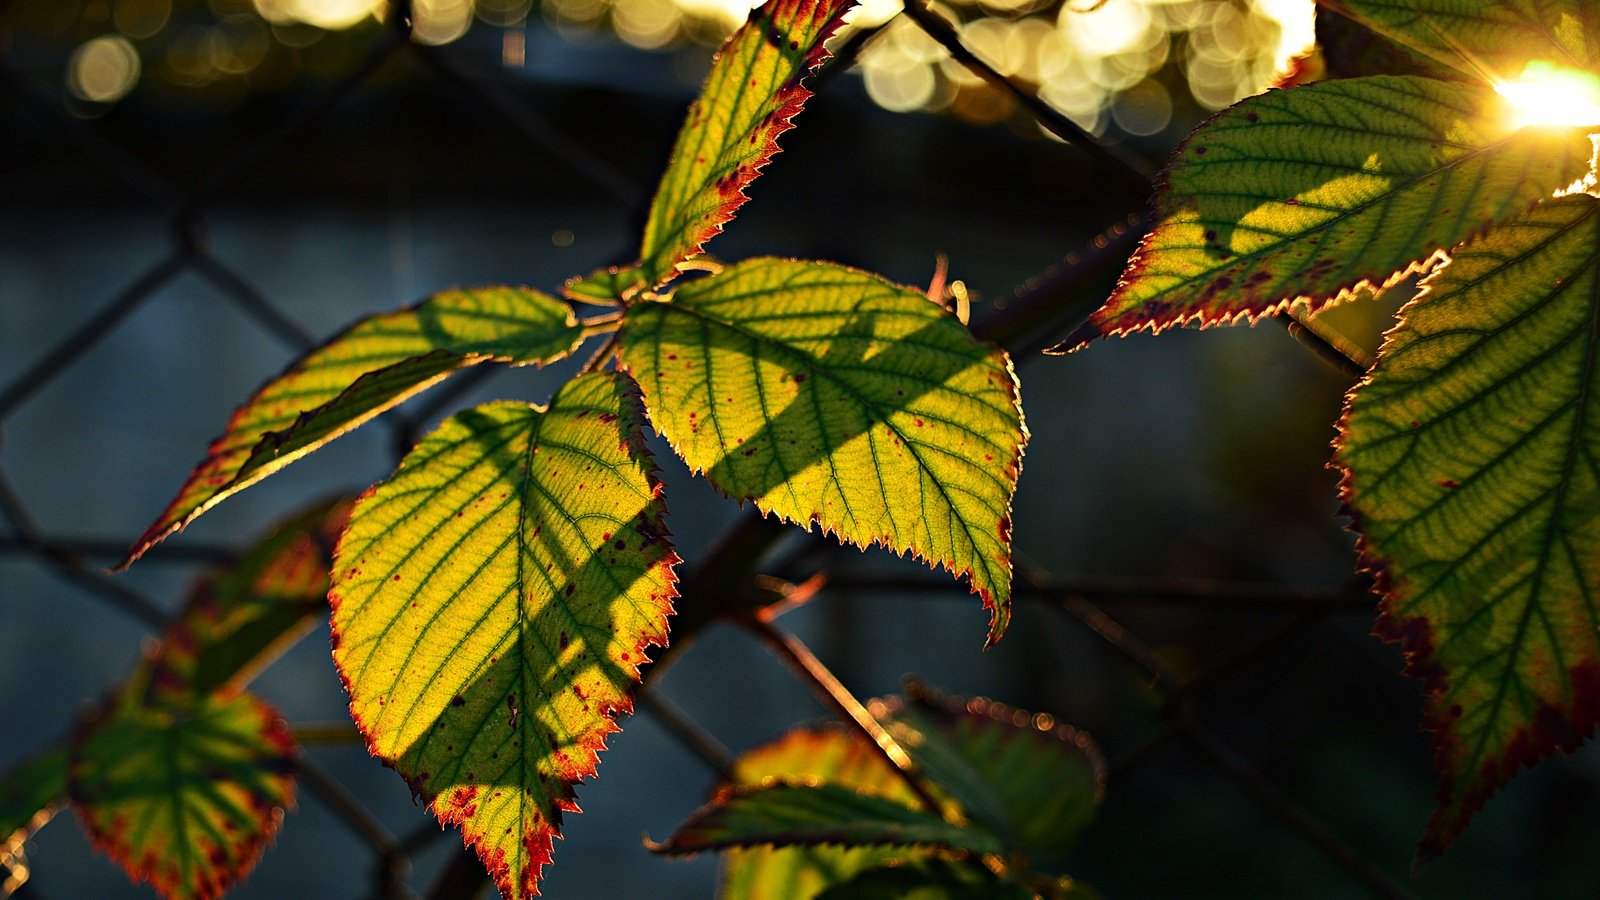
[0,2,1422,898]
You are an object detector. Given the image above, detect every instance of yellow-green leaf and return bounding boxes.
[719,725,927,900]
[635,0,855,287]
[1058,76,1593,350]
[330,372,678,899]
[1338,193,1600,862]
[619,258,1024,644]
[653,782,1001,856]
[70,679,296,900]
[1330,0,1600,80]
[148,497,350,705]
[126,287,582,566]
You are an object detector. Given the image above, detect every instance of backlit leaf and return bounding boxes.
[126,287,582,565]
[1330,0,1599,80]
[881,683,1104,857]
[635,0,854,287]
[619,258,1024,643]
[719,725,928,900]
[148,497,350,705]
[70,675,296,900]
[330,372,678,899]
[1057,76,1593,350]
[1338,193,1600,861]
[652,782,1000,856]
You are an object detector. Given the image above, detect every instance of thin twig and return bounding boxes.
[810,569,1375,612]
[0,472,167,629]
[297,756,403,857]
[1281,309,1371,377]
[0,535,234,565]
[744,617,945,814]
[1181,722,1417,900]
[637,688,739,780]
[898,0,1153,194]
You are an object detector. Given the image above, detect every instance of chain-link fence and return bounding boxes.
[4,1,1593,897]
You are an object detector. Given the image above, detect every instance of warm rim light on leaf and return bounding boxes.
[634,0,857,286]
[1338,193,1600,863]
[1055,76,1594,351]
[330,372,678,899]
[69,676,297,900]
[123,287,582,568]
[619,257,1025,644]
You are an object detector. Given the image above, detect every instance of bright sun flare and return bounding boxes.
[1496,61,1600,129]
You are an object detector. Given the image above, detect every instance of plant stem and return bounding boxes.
[744,617,945,815]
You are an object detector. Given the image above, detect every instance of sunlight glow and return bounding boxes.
[1496,61,1600,130]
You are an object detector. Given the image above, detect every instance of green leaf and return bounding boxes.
[148,497,351,705]
[1331,0,1599,80]
[1314,7,1457,81]
[1,746,68,879]
[635,0,855,287]
[1337,193,1600,862]
[70,680,296,900]
[564,265,645,305]
[814,858,1034,900]
[719,725,930,900]
[619,258,1024,644]
[652,782,1001,856]
[329,372,678,899]
[1058,76,1593,351]
[125,287,582,566]
[883,683,1104,857]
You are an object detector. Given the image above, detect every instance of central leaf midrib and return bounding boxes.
[652,299,1002,591]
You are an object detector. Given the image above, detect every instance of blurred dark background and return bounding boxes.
[3,0,1599,897]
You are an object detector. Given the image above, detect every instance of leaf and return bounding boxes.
[882,683,1104,857]
[652,783,1000,856]
[1057,76,1594,351]
[634,0,855,287]
[148,497,351,705]
[1337,193,1600,862]
[70,678,296,900]
[719,725,930,900]
[1329,0,1599,80]
[329,372,678,899]
[126,287,582,566]
[564,265,644,305]
[1,746,68,877]
[814,858,1034,900]
[1314,6,1457,81]
[619,258,1025,644]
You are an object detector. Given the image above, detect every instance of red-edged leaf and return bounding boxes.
[330,372,678,898]
[651,782,1001,856]
[124,287,581,566]
[635,0,855,287]
[619,258,1025,644]
[70,673,296,900]
[1056,76,1593,351]
[1338,193,1600,863]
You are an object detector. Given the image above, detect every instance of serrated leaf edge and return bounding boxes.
[327,375,681,899]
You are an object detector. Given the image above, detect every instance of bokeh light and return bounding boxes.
[25,0,1316,136]
[67,34,142,103]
